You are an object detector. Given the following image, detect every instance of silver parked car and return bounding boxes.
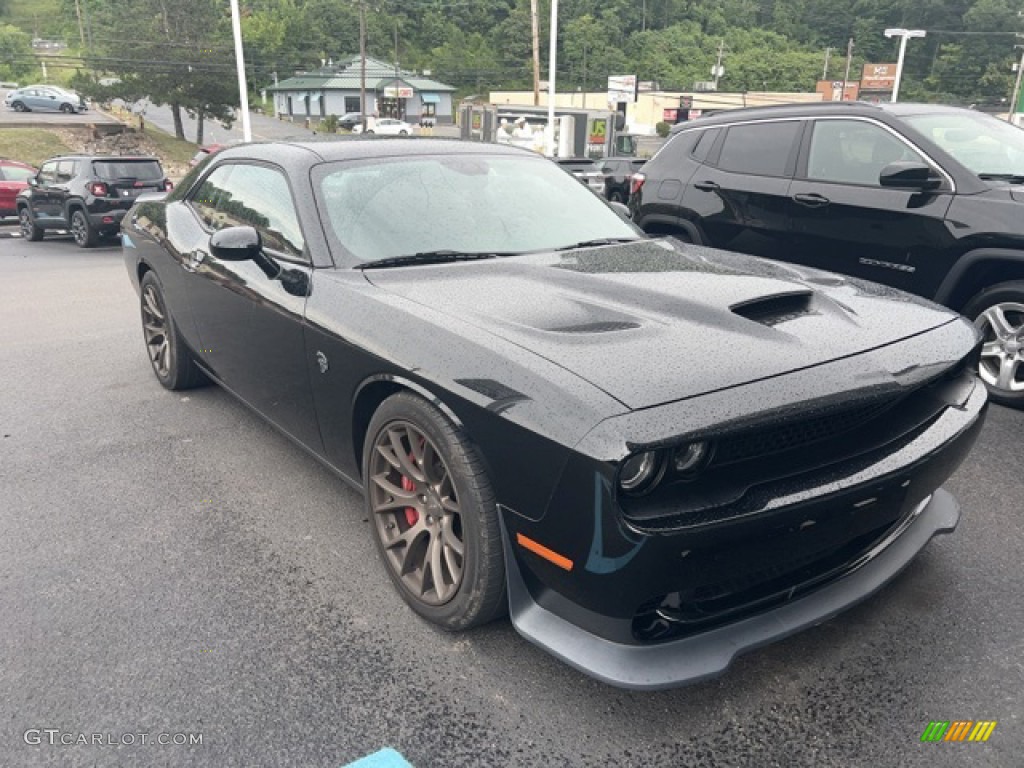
[4,85,87,113]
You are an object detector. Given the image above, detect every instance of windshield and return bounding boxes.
[315,153,639,264]
[904,111,1024,177]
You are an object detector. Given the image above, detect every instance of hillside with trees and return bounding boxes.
[1,0,1022,135]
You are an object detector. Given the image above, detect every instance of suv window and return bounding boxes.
[191,163,306,260]
[93,160,164,181]
[691,128,721,162]
[716,121,801,177]
[37,161,58,185]
[806,119,926,186]
[55,160,76,183]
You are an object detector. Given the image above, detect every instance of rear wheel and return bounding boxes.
[139,271,208,390]
[963,280,1024,408]
[399,129,408,135]
[608,190,625,204]
[70,209,98,248]
[18,207,44,241]
[363,392,506,630]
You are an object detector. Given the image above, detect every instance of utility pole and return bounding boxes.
[642,0,647,32]
[530,0,541,105]
[1010,41,1024,121]
[581,43,587,109]
[546,0,559,156]
[394,23,400,120]
[359,1,367,132]
[822,46,831,80]
[712,39,726,90]
[73,0,85,48]
[841,37,854,100]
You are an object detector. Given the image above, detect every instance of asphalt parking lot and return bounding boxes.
[1,222,1021,768]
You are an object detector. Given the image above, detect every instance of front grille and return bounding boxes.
[632,503,912,643]
[711,397,900,466]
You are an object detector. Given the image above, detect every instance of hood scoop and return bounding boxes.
[731,291,815,327]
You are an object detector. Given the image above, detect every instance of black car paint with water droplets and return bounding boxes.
[122,138,986,689]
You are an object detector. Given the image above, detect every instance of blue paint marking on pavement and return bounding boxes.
[342,748,414,768]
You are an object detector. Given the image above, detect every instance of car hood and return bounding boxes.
[363,239,959,410]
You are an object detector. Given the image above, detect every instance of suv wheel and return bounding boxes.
[963,280,1024,407]
[70,209,98,248]
[18,208,44,241]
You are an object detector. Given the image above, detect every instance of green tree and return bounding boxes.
[0,23,33,81]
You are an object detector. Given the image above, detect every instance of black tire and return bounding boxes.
[18,207,44,241]
[399,129,408,135]
[12,101,27,112]
[138,271,208,391]
[363,392,506,630]
[608,190,625,204]
[70,209,99,248]
[366,129,374,134]
[963,280,1024,408]
[60,103,74,114]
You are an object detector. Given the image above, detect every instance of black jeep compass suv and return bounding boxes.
[630,102,1024,407]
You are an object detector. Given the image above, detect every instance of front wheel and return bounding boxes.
[60,103,74,114]
[608,190,625,204]
[363,392,506,630]
[70,209,98,248]
[12,101,27,112]
[18,208,44,241]
[963,280,1024,408]
[399,129,408,135]
[365,129,375,134]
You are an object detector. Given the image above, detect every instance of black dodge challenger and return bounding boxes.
[123,139,987,689]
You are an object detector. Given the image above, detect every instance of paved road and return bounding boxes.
[1,225,1021,767]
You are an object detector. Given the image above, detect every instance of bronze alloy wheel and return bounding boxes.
[142,282,171,379]
[368,420,465,605]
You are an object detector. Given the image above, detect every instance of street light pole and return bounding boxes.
[546,0,558,156]
[229,0,252,142]
[884,28,926,103]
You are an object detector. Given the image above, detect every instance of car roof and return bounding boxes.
[0,158,36,168]
[213,137,543,165]
[37,154,161,162]
[670,101,985,132]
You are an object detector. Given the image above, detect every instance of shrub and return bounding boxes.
[655,121,671,138]
[321,114,339,133]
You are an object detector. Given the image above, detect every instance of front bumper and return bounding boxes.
[499,352,986,689]
[502,488,959,690]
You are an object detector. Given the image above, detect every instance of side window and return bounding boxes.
[37,162,58,185]
[806,120,926,186]
[716,122,801,177]
[189,165,234,231]
[56,160,76,183]
[204,164,306,260]
[691,127,721,162]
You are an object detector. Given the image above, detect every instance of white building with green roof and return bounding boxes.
[267,56,457,124]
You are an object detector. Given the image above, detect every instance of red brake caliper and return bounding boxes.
[402,456,419,527]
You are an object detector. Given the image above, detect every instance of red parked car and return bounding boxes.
[0,158,37,219]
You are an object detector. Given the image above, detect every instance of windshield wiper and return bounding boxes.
[552,237,642,252]
[355,250,512,269]
[978,173,1024,183]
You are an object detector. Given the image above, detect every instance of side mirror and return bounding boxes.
[210,225,262,261]
[879,161,941,190]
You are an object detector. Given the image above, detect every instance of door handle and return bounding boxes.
[793,192,830,208]
[693,180,720,192]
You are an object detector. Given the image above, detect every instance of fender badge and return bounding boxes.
[315,350,329,374]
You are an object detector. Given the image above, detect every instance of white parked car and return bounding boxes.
[351,118,415,136]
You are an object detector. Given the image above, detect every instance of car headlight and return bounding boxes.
[618,450,664,495]
[672,441,709,475]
